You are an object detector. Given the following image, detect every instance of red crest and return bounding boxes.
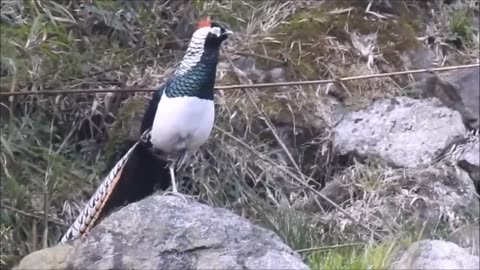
[196,16,211,29]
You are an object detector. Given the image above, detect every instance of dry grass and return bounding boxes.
[0,0,187,266]
[1,0,479,269]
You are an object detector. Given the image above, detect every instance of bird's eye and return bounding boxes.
[209,26,222,37]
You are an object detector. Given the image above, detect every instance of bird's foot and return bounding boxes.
[162,190,194,203]
[164,159,196,203]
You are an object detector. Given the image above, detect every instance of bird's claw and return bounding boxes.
[162,190,193,203]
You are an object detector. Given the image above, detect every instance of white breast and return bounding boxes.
[150,93,215,154]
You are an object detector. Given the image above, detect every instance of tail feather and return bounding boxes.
[60,139,171,243]
[60,141,139,243]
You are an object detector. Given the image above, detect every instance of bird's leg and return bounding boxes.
[150,148,181,193]
[163,163,188,202]
[168,162,179,193]
[162,151,193,202]
[176,150,190,171]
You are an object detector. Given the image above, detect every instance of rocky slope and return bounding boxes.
[1,0,479,269]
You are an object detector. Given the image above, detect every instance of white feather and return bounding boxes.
[209,26,221,37]
[150,92,215,153]
[175,26,225,75]
[175,27,211,76]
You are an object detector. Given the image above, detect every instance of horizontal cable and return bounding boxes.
[1,63,478,97]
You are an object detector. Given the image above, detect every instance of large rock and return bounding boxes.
[391,239,480,269]
[447,224,480,256]
[14,245,73,270]
[314,163,479,241]
[422,67,480,130]
[15,195,308,270]
[334,97,467,168]
[457,140,480,193]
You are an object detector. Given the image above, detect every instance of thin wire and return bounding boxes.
[1,63,478,97]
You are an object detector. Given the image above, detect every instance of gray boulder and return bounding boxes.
[422,67,480,130]
[457,140,480,191]
[15,195,309,270]
[391,239,480,270]
[334,97,466,168]
[448,224,480,256]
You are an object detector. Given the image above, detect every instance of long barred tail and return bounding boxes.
[60,141,140,243]
[60,136,171,244]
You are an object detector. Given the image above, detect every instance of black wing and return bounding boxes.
[141,82,167,133]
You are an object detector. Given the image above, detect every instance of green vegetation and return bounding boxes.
[262,1,421,77]
[0,101,103,263]
[249,1,425,110]
[262,205,430,269]
[0,1,183,267]
[1,0,478,269]
[308,241,400,269]
[449,9,476,43]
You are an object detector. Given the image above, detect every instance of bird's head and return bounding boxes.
[188,16,233,50]
[175,17,232,76]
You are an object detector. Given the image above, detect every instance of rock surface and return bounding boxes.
[423,67,480,130]
[334,97,466,168]
[391,239,480,270]
[447,224,480,256]
[315,163,479,240]
[15,195,308,270]
[457,140,480,192]
[14,244,73,270]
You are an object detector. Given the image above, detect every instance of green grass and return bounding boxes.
[0,108,103,265]
[1,1,479,269]
[259,206,421,269]
[307,240,402,269]
[449,9,475,43]
[0,1,201,267]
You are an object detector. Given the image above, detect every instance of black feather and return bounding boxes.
[96,83,173,222]
[94,141,170,224]
[141,83,165,133]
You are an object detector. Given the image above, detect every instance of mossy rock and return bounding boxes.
[256,1,422,78]
[248,1,424,111]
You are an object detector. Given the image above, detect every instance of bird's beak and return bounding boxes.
[223,29,233,36]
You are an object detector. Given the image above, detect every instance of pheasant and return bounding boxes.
[60,17,232,243]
